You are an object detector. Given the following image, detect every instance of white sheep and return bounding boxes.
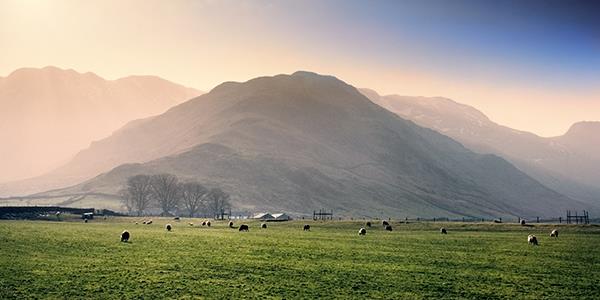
[528,234,538,246]
[166,224,172,231]
[550,229,558,238]
[358,228,366,235]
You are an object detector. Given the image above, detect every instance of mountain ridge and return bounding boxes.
[17,71,592,218]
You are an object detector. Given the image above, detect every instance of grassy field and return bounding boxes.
[1,218,599,299]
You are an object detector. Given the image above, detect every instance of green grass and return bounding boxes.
[1,219,599,299]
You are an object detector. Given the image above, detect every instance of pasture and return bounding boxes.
[0,218,599,299]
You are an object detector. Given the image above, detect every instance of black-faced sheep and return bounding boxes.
[440,227,447,234]
[550,229,558,238]
[358,228,367,235]
[382,220,389,227]
[207,221,211,227]
[385,225,393,231]
[201,221,206,226]
[84,219,88,223]
[146,220,153,225]
[303,224,311,231]
[229,221,234,228]
[528,234,538,246]
[239,224,249,232]
[366,221,372,227]
[121,230,130,242]
[188,222,194,227]
[166,224,172,231]
[520,219,526,226]
[261,223,267,229]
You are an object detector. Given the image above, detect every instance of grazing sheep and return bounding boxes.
[207,221,211,227]
[366,221,372,228]
[142,221,147,225]
[229,221,234,228]
[146,220,153,225]
[135,222,138,225]
[528,234,538,246]
[440,227,447,234]
[385,225,393,231]
[121,230,130,242]
[84,219,88,223]
[382,220,389,227]
[520,219,526,226]
[261,223,267,229]
[493,219,502,223]
[166,224,172,231]
[201,221,206,226]
[239,224,249,232]
[174,217,180,221]
[303,224,311,231]
[188,222,194,227]
[550,229,559,238]
[358,228,367,235]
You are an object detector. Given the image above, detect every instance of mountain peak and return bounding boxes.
[564,121,600,137]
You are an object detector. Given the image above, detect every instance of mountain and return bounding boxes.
[19,71,592,218]
[360,89,600,207]
[0,66,202,183]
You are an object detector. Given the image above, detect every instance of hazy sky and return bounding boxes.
[1,0,598,136]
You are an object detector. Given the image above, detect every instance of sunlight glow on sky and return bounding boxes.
[1,0,598,136]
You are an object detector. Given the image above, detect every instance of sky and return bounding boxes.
[1,0,598,136]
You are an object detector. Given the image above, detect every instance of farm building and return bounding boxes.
[252,212,291,221]
[252,213,274,221]
[272,213,291,221]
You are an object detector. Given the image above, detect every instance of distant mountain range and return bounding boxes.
[360,89,600,207]
[11,71,594,218]
[0,66,201,183]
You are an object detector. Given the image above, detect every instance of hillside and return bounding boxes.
[27,71,592,218]
[361,89,600,206]
[0,66,201,183]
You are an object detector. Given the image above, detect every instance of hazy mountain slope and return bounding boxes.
[361,89,600,206]
[32,72,589,218]
[0,66,201,183]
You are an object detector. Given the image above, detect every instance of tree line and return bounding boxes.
[120,174,231,218]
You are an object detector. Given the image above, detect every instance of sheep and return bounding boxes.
[385,225,393,231]
[550,229,558,238]
[261,223,267,229]
[440,227,447,234]
[173,217,180,221]
[135,222,138,225]
[84,219,88,223]
[493,219,502,223]
[229,221,234,228]
[207,221,211,227]
[166,224,172,231]
[146,220,153,225]
[366,221,372,228]
[188,222,194,227]
[528,234,538,246]
[239,224,249,232]
[303,224,311,231]
[358,228,367,235]
[121,230,130,242]
[382,220,389,226]
[520,219,526,226]
[142,221,147,225]
[201,221,206,226]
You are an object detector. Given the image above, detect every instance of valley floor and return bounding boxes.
[0,219,599,299]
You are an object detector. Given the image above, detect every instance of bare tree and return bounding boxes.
[150,174,180,216]
[206,188,231,219]
[121,175,153,216]
[180,182,208,217]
